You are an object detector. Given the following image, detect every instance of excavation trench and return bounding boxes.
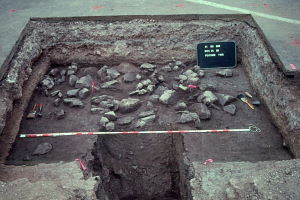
[0,15,299,200]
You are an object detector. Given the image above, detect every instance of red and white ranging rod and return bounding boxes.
[19,125,260,138]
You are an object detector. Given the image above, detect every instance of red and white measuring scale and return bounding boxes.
[19,125,260,138]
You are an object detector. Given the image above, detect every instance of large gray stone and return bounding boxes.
[117,116,135,125]
[106,68,120,79]
[135,115,156,128]
[78,88,90,99]
[69,75,79,87]
[100,80,119,89]
[104,111,117,121]
[198,91,218,105]
[178,112,199,123]
[63,98,84,108]
[75,75,93,89]
[119,98,142,113]
[224,104,236,115]
[216,93,236,106]
[159,90,175,105]
[66,89,80,97]
[140,63,156,71]
[175,102,187,111]
[41,76,55,90]
[123,72,136,83]
[32,143,52,155]
[189,103,211,120]
[97,65,108,80]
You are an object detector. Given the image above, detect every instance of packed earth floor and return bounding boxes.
[5,61,291,199]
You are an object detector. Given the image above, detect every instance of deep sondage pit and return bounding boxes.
[0,15,299,200]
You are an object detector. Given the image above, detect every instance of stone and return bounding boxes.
[147,85,154,92]
[55,109,65,120]
[32,143,52,155]
[26,112,36,119]
[178,84,188,91]
[189,103,211,120]
[99,116,109,127]
[175,61,183,66]
[97,65,108,80]
[53,98,62,107]
[141,79,152,86]
[90,95,119,110]
[149,95,159,102]
[252,100,261,106]
[78,88,90,99]
[158,75,165,82]
[173,66,179,71]
[183,69,197,78]
[105,122,115,131]
[41,76,55,90]
[57,92,63,98]
[179,75,188,83]
[197,70,205,77]
[106,68,120,79]
[136,82,144,90]
[161,66,172,72]
[101,80,119,89]
[91,107,109,114]
[60,69,66,76]
[224,104,236,115]
[198,91,218,105]
[63,98,84,108]
[117,116,135,125]
[215,93,236,106]
[194,118,202,129]
[50,90,61,97]
[138,110,155,118]
[154,85,169,96]
[119,98,142,113]
[135,115,156,128]
[129,89,148,96]
[146,101,154,109]
[49,68,60,76]
[193,65,201,72]
[179,112,199,123]
[123,72,136,82]
[159,90,175,105]
[136,74,142,80]
[66,69,75,76]
[69,75,79,87]
[68,63,78,73]
[175,102,187,111]
[67,89,80,97]
[199,83,217,92]
[104,111,117,121]
[216,69,233,77]
[75,75,93,89]
[140,63,156,71]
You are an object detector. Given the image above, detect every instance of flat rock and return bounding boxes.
[117,116,135,125]
[67,89,80,97]
[189,103,211,120]
[223,104,236,115]
[55,109,65,120]
[78,88,90,99]
[75,75,93,89]
[63,98,84,108]
[154,85,169,96]
[49,68,60,76]
[104,111,117,121]
[129,89,148,96]
[41,76,55,90]
[26,112,36,119]
[159,90,175,105]
[161,65,172,72]
[32,143,52,155]
[138,110,155,118]
[216,93,236,106]
[50,90,61,97]
[91,107,109,114]
[199,83,217,92]
[123,72,136,82]
[105,122,115,131]
[135,115,156,128]
[106,68,120,79]
[68,75,79,87]
[140,63,156,71]
[101,80,119,89]
[99,116,109,127]
[179,112,199,123]
[198,91,218,105]
[216,69,233,77]
[53,98,62,107]
[97,66,108,80]
[175,102,187,111]
[119,98,142,113]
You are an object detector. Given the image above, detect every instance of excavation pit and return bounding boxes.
[0,15,299,199]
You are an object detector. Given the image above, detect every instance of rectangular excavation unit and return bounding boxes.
[0,15,299,200]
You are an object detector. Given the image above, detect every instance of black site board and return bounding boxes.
[197,41,236,69]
